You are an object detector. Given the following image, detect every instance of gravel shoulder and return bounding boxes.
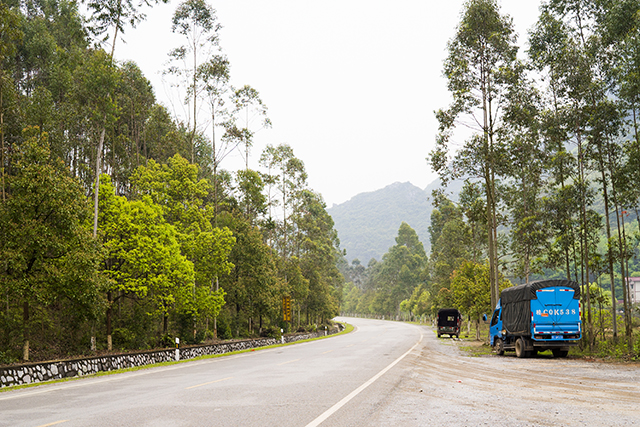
[365,324,640,427]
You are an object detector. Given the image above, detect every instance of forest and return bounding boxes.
[0,0,343,363]
[341,0,640,357]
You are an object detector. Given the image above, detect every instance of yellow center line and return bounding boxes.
[345,344,354,348]
[37,421,69,427]
[322,350,334,354]
[185,376,233,390]
[278,358,301,366]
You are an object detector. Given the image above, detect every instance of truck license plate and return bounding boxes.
[552,335,562,340]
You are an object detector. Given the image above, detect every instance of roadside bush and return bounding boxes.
[216,316,232,340]
[112,328,136,350]
[259,326,278,338]
[0,350,17,365]
[204,329,215,341]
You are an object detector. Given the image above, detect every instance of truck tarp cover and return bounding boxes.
[437,308,460,327]
[501,280,581,335]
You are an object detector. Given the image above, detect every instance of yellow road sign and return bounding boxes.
[283,296,291,322]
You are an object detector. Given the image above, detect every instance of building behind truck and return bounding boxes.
[489,279,582,358]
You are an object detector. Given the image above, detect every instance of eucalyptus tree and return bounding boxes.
[11,0,87,166]
[428,197,471,295]
[85,0,169,58]
[166,0,221,163]
[498,62,547,283]
[235,168,267,222]
[72,48,119,192]
[295,190,342,324]
[528,11,582,287]
[198,54,234,220]
[458,181,486,263]
[533,0,625,348]
[429,0,518,308]
[259,144,308,258]
[85,0,168,236]
[258,144,310,323]
[231,85,271,169]
[598,0,640,347]
[0,2,22,201]
[112,61,156,191]
[142,104,193,163]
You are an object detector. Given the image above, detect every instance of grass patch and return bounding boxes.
[0,322,353,393]
[458,341,494,357]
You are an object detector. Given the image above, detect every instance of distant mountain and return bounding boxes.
[328,179,467,264]
[328,182,432,264]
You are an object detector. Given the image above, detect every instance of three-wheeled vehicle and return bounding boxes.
[437,308,462,338]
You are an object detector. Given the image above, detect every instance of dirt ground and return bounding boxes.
[366,325,640,426]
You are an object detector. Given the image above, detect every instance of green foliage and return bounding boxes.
[0,130,102,360]
[99,174,195,323]
[0,0,343,363]
[343,222,428,318]
[450,261,511,339]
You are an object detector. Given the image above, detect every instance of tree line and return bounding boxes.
[0,0,342,363]
[343,0,640,354]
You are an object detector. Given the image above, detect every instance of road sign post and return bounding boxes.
[283,296,291,322]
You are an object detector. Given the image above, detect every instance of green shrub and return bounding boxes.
[112,328,136,350]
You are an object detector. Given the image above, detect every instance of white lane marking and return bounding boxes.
[185,376,233,390]
[36,421,69,427]
[277,358,301,366]
[305,329,424,427]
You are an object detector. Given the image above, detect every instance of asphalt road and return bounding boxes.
[0,317,423,427]
[3,318,640,427]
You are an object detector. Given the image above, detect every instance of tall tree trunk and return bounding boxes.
[93,128,105,236]
[597,151,617,340]
[481,65,499,309]
[577,126,593,350]
[620,213,633,351]
[163,311,169,337]
[106,290,113,351]
[191,32,197,164]
[1,80,5,202]
[22,300,29,361]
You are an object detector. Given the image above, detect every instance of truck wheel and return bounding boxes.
[552,349,569,358]
[515,338,528,358]
[494,338,504,356]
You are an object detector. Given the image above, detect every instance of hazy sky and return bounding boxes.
[115,0,543,207]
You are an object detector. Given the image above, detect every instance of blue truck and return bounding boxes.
[489,279,582,358]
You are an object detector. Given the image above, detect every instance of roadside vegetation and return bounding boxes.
[0,0,342,365]
[341,0,640,361]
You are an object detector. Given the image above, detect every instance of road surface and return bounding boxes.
[1,317,639,426]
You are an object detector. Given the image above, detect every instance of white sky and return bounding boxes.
[115,0,543,207]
